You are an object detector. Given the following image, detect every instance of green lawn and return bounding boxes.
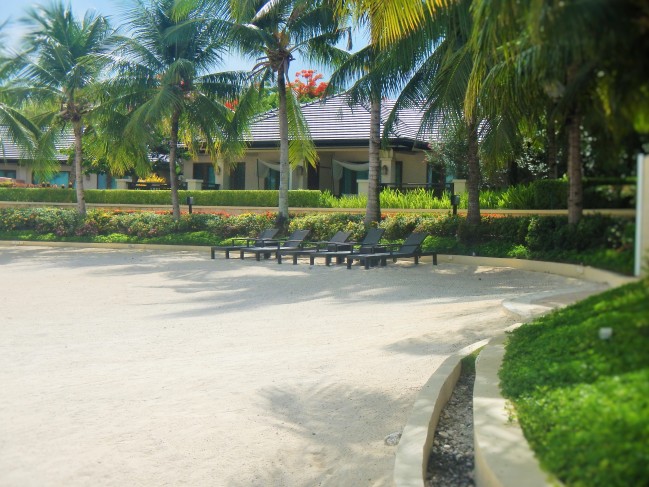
[500,279,649,486]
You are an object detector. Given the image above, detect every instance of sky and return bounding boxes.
[0,0,365,77]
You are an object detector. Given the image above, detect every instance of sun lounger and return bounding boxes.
[211,228,279,259]
[345,232,437,269]
[276,230,352,264]
[309,228,385,266]
[239,229,311,261]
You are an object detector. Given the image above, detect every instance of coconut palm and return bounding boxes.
[15,2,115,215]
[107,0,258,220]
[0,59,47,171]
[469,0,649,224]
[379,0,487,225]
[228,0,349,221]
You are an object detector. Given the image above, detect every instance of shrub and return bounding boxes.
[289,213,365,241]
[500,280,649,486]
[31,208,82,236]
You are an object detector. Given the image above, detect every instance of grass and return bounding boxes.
[499,279,649,486]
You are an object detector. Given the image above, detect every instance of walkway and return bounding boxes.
[0,247,605,486]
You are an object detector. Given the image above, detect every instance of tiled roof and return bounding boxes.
[247,95,438,148]
[0,128,74,162]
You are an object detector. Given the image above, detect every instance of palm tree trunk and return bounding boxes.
[72,121,86,216]
[365,96,381,225]
[277,66,290,221]
[169,109,181,220]
[566,105,583,225]
[466,116,481,225]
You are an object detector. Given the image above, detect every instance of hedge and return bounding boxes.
[0,207,633,249]
[496,179,636,209]
[0,178,636,209]
[0,188,323,207]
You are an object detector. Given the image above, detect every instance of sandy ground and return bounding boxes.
[0,246,606,487]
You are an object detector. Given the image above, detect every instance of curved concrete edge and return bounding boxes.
[393,340,489,487]
[0,242,639,288]
[0,240,208,253]
[431,254,637,287]
[473,335,557,487]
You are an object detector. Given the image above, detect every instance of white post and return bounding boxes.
[453,179,467,194]
[635,154,648,277]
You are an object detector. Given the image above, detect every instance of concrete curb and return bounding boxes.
[473,334,556,487]
[394,257,634,487]
[0,240,209,253]
[435,254,636,287]
[393,340,489,487]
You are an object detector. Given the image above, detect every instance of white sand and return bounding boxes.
[0,247,605,486]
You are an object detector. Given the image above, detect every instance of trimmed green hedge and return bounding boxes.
[0,178,636,209]
[0,188,322,207]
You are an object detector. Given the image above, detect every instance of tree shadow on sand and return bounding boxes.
[227,382,412,487]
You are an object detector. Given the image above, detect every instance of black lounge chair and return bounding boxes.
[309,228,385,266]
[277,230,352,264]
[239,229,311,261]
[210,228,279,259]
[345,232,438,269]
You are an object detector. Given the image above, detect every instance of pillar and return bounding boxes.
[379,149,395,184]
[216,157,228,189]
[453,179,467,194]
[635,154,649,277]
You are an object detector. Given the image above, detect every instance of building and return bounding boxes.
[0,129,117,189]
[182,95,440,195]
[2,96,441,193]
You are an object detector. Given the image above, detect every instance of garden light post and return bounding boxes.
[186,196,194,214]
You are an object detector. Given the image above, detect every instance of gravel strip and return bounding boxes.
[425,365,476,487]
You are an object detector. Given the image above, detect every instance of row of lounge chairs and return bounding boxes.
[210,228,438,269]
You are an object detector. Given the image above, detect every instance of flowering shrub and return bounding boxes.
[32,208,83,237]
[289,213,365,241]
[289,70,328,102]
[0,209,635,273]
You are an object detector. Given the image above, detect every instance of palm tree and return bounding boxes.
[107,0,258,220]
[381,0,486,225]
[16,2,115,215]
[0,61,48,174]
[469,0,649,224]
[228,0,349,221]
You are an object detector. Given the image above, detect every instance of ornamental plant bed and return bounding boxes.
[0,208,635,275]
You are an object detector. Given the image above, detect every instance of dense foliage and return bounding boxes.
[500,280,649,486]
[0,208,635,274]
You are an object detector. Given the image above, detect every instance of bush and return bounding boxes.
[500,280,649,486]
[288,213,366,241]
[0,208,635,273]
[0,188,323,207]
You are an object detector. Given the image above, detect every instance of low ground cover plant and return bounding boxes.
[499,279,649,486]
[0,208,635,274]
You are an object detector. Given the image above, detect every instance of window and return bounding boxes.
[264,168,280,190]
[193,163,215,184]
[0,170,17,178]
[32,172,70,187]
[340,168,360,194]
[230,163,246,190]
[395,161,403,187]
